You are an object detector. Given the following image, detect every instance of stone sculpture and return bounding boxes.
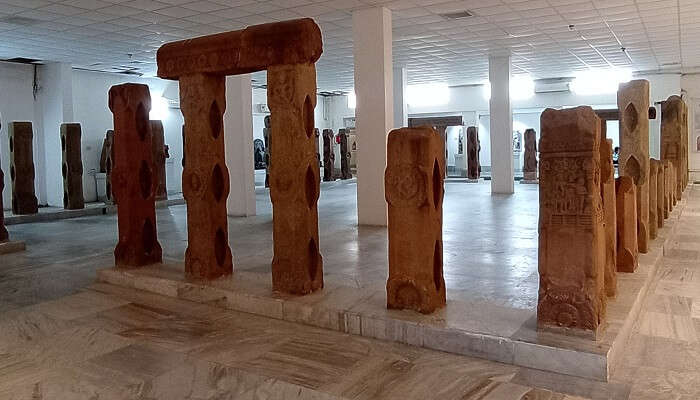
[109,83,163,268]
[0,154,7,242]
[648,159,658,240]
[263,115,270,188]
[157,18,324,292]
[385,126,446,314]
[615,176,638,273]
[661,95,687,201]
[618,79,650,254]
[600,138,616,297]
[60,123,85,210]
[181,124,186,168]
[672,163,678,207]
[523,128,538,181]
[466,126,480,180]
[664,161,671,217]
[656,159,664,228]
[150,120,168,201]
[537,107,606,338]
[100,130,115,204]
[322,128,335,181]
[8,122,38,215]
[338,128,352,179]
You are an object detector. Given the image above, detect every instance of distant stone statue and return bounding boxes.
[263,115,271,188]
[338,128,351,179]
[322,129,335,181]
[466,126,480,180]
[8,122,38,215]
[523,128,538,181]
[253,138,265,169]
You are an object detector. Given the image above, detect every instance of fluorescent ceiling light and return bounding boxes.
[571,68,632,96]
[407,83,450,107]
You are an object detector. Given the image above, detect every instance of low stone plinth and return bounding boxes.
[0,240,26,254]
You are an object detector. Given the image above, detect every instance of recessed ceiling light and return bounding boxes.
[439,11,473,20]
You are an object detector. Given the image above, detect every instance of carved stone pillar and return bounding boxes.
[664,161,671,217]
[523,128,538,181]
[100,130,115,204]
[649,159,658,240]
[267,63,323,294]
[672,163,678,206]
[339,128,352,179]
[263,115,270,188]
[385,126,445,314]
[655,159,664,228]
[179,74,233,280]
[150,120,168,201]
[538,107,606,338]
[8,122,38,215]
[615,176,638,273]
[600,138,617,297]
[661,95,685,201]
[618,80,650,254]
[322,128,335,182]
[466,126,480,180]
[0,158,8,242]
[60,123,84,210]
[108,83,162,268]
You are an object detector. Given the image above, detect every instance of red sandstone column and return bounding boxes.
[150,120,168,201]
[656,159,664,228]
[538,107,606,338]
[0,159,8,242]
[385,127,446,314]
[267,63,323,294]
[8,122,38,215]
[60,123,85,210]
[600,138,617,297]
[649,159,658,240]
[108,83,163,268]
[661,96,685,201]
[615,176,638,273]
[179,74,233,280]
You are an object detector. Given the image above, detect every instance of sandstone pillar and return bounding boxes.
[385,126,445,313]
[523,128,538,181]
[179,74,233,280]
[8,122,38,215]
[648,160,658,240]
[600,138,617,297]
[655,159,664,228]
[100,130,115,204]
[466,126,480,180]
[339,129,352,179]
[664,161,671,217]
[661,95,685,201]
[618,80,650,253]
[615,176,638,273]
[0,159,8,242]
[538,107,606,338]
[267,64,323,294]
[108,83,162,268]
[60,123,84,210]
[322,129,335,182]
[150,120,168,201]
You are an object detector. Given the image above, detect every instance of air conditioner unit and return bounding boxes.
[534,78,572,94]
[255,103,270,113]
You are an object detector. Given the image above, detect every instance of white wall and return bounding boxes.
[681,74,700,181]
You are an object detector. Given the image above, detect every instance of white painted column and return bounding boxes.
[353,6,393,226]
[393,66,407,129]
[224,74,256,217]
[38,62,74,206]
[488,54,514,194]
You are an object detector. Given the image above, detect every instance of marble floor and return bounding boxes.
[1,181,699,399]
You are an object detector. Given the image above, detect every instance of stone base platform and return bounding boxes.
[519,179,539,184]
[4,195,184,226]
[0,240,26,254]
[97,195,686,383]
[465,178,482,183]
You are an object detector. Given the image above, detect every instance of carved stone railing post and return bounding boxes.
[663,161,671,217]
[8,122,38,215]
[600,138,616,297]
[466,126,480,180]
[618,80,650,254]
[179,74,233,280]
[616,176,638,273]
[655,159,664,228]
[60,123,85,210]
[0,157,8,242]
[322,128,335,182]
[661,95,686,201]
[649,159,658,240]
[339,128,352,179]
[523,128,538,182]
[538,107,606,339]
[108,83,162,268]
[385,126,445,313]
[150,120,168,201]
[267,64,323,294]
[100,130,115,204]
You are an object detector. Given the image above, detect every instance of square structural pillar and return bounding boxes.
[385,127,445,314]
[488,54,514,194]
[393,66,407,129]
[353,6,393,226]
[224,74,256,217]
[618,79,650,254]
[60,123,84,210]
[537,106,606,339]
[108,83,163,268]
[8,122,38,215]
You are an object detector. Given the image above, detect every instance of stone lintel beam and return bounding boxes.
[157,18,322,79]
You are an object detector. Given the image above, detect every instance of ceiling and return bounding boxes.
[0,0,696,92]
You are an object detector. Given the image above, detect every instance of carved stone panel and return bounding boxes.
[8,122,38,215]
[338,128,352,179]
[618,79,650,254]
[648,159,658,240]
[523,128,538,181]
[466,126,480,180]
[656,159,664,228]
[661,95,686,201]
[537,107,606,338]
[60,123,84,210]
[385,126,445,314]
[600,138,617,297]
[322,128,335,182]
[150,120,168,201]
[108,83,163,268]
[100,130,115,204]
[615,176,638,273]
[179,74,233,280]
[268,63,323,295]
